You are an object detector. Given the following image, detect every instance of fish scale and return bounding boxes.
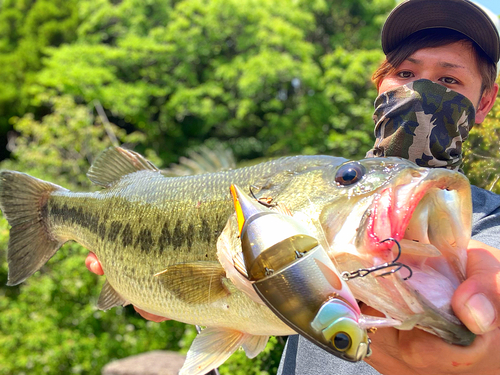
[23,152,336,334]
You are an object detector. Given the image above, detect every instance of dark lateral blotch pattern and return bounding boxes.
[48,201,227,256]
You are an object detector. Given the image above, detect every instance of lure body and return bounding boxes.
[230,185,370,361]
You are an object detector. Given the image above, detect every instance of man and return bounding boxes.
[278,0,500,374]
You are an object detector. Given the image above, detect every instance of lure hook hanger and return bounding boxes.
[249,185,276,208]
[342,238,413,281]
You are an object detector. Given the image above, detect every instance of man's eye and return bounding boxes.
[397,71,414,78]
[440,77,458,84]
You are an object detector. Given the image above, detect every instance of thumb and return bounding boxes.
[452,241,500,334]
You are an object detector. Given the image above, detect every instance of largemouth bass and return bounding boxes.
[0,147,473,374]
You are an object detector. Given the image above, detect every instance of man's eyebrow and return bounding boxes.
[406,57,421,64]
[439,61,465,69]
[406,57,465,69]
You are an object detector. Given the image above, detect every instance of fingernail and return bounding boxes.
[466,293,496,333]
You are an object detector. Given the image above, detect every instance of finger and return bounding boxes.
[133,306,171,322]
[362,303,500,374]
[397,325,498,373]
[85,252,105,276]
[360,304,413,372]
[452,242,500,334]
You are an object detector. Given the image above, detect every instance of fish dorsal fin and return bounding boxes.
[87,147,159,187]
[97,280,129,310]
[154,262,230,304]
[179,328,267,375]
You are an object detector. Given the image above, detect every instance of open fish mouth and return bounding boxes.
[400,174,472,286]
[332,165,474,345]
[364,168,472,262]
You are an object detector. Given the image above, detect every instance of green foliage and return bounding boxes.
[218,336,285,375]
[3,94,154,188]
[29,0,393,162]
[0,0,79,153]
[463,88,500,194]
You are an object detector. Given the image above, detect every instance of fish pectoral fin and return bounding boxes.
[179,327,266,375]
[233,251,248,278]
[216,217,266,305]
[272,203,293,216]
[154,262,229,304]
[87,147,159,187]
[97,280,129,310]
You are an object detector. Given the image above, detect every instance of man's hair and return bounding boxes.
[372,29,497,93]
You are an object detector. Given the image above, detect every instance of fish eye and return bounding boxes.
[332,332,351,351]
[335,162,365,186]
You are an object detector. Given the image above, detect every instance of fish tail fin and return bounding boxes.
[0,171,67,286]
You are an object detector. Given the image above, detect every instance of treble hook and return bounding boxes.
[341,238,413,281]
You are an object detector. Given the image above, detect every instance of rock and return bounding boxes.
[102,350,186,375]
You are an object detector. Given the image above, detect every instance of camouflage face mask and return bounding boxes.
[365,79,476,170]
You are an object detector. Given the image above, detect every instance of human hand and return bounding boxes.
[85,251,105,275]
[363,240,500,375]
[85,252,170,323]
[452,240,499,335]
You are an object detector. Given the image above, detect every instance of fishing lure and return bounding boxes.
[230,184,371,361]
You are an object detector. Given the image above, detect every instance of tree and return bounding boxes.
[463,86,500,194]
[31,0,393,162]
[0,0,80,159]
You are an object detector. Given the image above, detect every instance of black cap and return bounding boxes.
[382,0,500,64]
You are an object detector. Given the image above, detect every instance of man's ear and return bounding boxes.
[475,82,499,123]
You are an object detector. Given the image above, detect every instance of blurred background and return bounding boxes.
[477,0,500,13]
[0,0,499,374]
